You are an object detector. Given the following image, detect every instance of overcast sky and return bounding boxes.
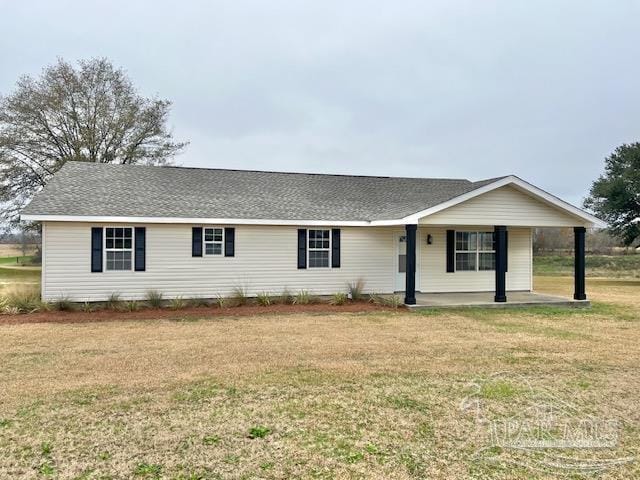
[1,1,639,206]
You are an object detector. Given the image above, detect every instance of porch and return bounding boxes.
[401,224,588,306]
[407,291,590,308]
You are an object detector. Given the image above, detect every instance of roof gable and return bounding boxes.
[409,176,605,228]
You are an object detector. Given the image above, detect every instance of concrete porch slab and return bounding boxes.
[407,291,590,308]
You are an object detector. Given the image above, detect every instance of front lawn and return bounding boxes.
[0,276,638,479]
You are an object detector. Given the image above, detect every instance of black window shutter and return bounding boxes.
[134,227,146,271]
[297,229,307,269]
[192,227,203,257]
[446,229,455,273]
[331,228,341,268]
[224,227,235,257]
[505,230,509,272]
[91,227,103,272]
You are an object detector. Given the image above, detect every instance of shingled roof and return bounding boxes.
[21,161,505,222]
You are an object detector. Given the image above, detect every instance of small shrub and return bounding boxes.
[256,292,272,306]
[371,294,403,309]
[278,288,294,305]
[215,295,227,308]
[330,292,348,305]
[105,293,122,311]
[383,295,403,309]
[294,290,311,305]
[169,296,186,310]
[145,290,163,308]
[124,301,140,312]
[51,296,75,312]
[232,286,248,306]
[248,426,271,439]
[348,279,366,301]
[81,302,94,313]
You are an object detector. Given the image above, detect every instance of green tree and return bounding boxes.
[584,143,640,245]
[0,57,187,227]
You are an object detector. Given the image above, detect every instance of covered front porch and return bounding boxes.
[401,224,588,306]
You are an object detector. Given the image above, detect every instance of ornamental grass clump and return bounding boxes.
[348,279,365,301]
[145,290,163,308]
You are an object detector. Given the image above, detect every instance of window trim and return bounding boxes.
[203,227,225,256]
[307,228,332,269]
[103,226,134,272]
[454,230,496,272]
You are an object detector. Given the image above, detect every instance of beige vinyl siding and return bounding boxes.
[42,222,396,302]
[418,226,532,293]
[42,222,533,301]
[419,185,590,227]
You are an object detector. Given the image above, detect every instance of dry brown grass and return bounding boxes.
[0,243,35,257]
[535,275,640,309]
[0,277,639,478]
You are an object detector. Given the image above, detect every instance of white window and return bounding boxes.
[308,229,330,268]
[455,231,495,272]
[204,227,224,255]
[105,227,133,271]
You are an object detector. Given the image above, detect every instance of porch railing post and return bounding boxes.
[574,226,586,300]
[494,225,507,302]
[405,224,417,305]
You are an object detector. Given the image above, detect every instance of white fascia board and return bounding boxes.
[19,214,375,227]
[401,175,608,228]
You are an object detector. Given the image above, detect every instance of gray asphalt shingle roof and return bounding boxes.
[21,161,505,221]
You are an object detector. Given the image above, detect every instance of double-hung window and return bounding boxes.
[204,228,224,255]
[455,231,495,271]
[105,227,133,271]
[308,229,330,268]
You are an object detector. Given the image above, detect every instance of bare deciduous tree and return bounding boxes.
[0,57,187,226]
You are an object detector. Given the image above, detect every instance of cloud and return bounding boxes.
[1,0,639,205]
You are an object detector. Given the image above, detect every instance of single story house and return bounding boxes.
[20,161,605,304]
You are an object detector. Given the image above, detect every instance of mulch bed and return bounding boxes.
[0,302,398,325]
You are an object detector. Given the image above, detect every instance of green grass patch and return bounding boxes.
[387,395,430,413]
[248,426,272,439]
[416,301,634,322]
[534,254,640,276]
[173,380,220,403]
[0,255,35,265]
[0,255,40,288]
[133,462,162,478]
[202,434,220,446]
[479,380,520,400]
